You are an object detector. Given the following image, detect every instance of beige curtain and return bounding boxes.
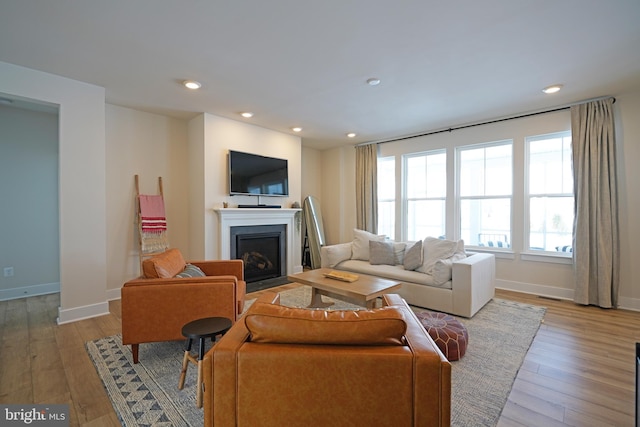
[571,97,619,308]
[355,144,378,233]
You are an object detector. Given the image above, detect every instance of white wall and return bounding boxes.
[189,113,302,260]
[312,90,640,311]
[0,105,59,299]
[315,146,357,245]
[0,61,107,323]
[105,104,190,298]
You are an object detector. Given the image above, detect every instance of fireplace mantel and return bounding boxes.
[214,208,303,275]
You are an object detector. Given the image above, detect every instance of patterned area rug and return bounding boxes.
[87,286,545,427]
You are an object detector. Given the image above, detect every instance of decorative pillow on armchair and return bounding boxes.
[142,248,186,278]
[175,264,206,278]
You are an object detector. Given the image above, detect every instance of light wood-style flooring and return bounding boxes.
[0,285,638,426]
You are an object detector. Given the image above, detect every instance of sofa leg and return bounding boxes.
[132,344,139,364]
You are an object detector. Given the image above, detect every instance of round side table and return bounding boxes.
[178,316,232,408]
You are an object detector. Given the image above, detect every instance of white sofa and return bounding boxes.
[320,233,496,318]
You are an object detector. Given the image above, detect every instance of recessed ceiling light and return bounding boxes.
[183,80,202,90]
[366,77,381,86]
[240,112,254,118]
[542,84,563,94]
[347,132,357,138]
[291,127,303,132]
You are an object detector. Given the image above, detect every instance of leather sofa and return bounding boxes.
[121,249,246,363]
[203,291,451,427]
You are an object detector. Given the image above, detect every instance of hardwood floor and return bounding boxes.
[0,286,637,426]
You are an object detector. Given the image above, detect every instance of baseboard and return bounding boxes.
[57,300,110,325]
[496,279,574,301]
[497,279,640,312]
[0,282,60,301]
[106,287,122,301]
[617,296,640,312]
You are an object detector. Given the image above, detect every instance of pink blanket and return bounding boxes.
[139,195,167,233]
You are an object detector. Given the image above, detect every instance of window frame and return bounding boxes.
[456,139,514,251]
[402,149,447,242]
[523,131,574,258]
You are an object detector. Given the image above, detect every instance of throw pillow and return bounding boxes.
[393,242,407,265]
[142,248,186,278]
[351,229,385,261]
[175,263,206,278]
[369,240,395,265]
[403,240,423,270]
[432,252,467,285]
[417,237,460,274]
[321,243,352,268]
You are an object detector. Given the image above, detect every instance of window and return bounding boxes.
[458,141,512,248]
[404,151,446,241]
[377,156,395,239]
[526,132,573,253]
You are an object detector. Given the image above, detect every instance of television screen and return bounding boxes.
[229,150,289,196]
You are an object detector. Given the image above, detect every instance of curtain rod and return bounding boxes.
[358,95,615,146]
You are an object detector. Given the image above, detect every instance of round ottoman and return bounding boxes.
[415,311,468,361]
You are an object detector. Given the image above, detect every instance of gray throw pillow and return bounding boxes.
[175,263,206,278]
[403,240,423,270]
[369,240,395,265]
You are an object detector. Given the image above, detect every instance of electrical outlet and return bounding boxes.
[3,267,14,277]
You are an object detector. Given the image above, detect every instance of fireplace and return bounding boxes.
[230,225,286,283]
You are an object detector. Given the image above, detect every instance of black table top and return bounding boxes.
[181,316,232,339]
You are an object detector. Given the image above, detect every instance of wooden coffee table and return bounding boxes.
[287,268,402,309]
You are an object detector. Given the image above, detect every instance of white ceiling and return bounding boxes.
[1,1,639,150]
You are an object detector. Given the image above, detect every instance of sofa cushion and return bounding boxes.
[175,263,206,278]
[142,248,186,278]
[403,240,423,270]
[338,259,453,289]
[369,240,395,265]
[245,302,407,345]
[352,229,385,261]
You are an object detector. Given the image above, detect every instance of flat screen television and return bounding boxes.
[228,150,289,197]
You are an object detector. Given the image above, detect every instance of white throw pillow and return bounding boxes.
[322,243,352,268]
[352,229,385,261]
[417,237,462,274]
[432,252,467,285]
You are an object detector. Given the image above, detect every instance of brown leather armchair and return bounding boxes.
[121,249,246,363]
[203,291,451,427]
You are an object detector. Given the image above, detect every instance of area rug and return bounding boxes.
[87,286,545,427]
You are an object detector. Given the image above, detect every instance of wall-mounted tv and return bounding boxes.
[228,150,289,197]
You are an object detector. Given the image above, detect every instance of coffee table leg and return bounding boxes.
[308,287,334,308]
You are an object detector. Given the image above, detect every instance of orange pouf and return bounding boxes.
[415,311,468,361]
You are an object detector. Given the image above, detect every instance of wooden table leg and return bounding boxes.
[308,287,334,308]
[196,359,203,408]
[178,350,190,390]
